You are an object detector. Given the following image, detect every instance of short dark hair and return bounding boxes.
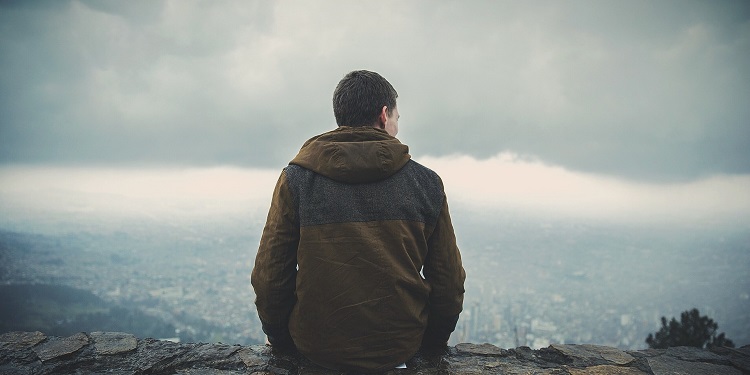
[332,70,398,127]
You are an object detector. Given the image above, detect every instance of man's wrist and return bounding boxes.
[419,338,449,356]
[261,323,294,349]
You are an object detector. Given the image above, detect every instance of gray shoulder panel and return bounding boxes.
[284,160,444,227]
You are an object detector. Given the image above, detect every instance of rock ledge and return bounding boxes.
[1,331,749,374]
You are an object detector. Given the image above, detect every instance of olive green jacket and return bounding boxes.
[251,126,465,373]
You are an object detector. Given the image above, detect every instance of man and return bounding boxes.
[251,70,465,373]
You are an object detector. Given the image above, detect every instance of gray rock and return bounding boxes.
[176,369,246,375]
[665,346,731,365]
[647,354,741,375]
[567,365,647,374]
[511,346,537,362]
[455,343,509,356]
[551,344,635,365]
[32,332,89,362]
[238,347,269,367]
[175,342,244,370]
[730,356,750,374]
[727,345,750,373]
[627,348,664,358]
[90,331,137,355]
[2,332,748,374]
[0,331,46,349]
[131,338,193,373]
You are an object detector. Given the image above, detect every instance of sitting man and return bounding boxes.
[251,70,466,373]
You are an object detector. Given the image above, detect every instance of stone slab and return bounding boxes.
[0,331,46,348]
[647,354,741,375]
[626,348,664,358]
[728,346,750,373]
[32,332,89,362]
[665,346,730,365]
[133,338,191,372]
[568,365,646,374]
[455,343,509,356]
[176,369,246,375]
[238,347,267,367]
[190,342,242,361]
[90,331,137,355]
[552,344,634,365]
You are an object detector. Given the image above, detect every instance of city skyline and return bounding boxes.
[2,198,748,350]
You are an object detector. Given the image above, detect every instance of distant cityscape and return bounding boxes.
[1,210,748,349]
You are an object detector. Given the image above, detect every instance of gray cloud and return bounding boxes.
[1,0,748,181]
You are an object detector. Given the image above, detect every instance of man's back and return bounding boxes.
[251,71,465,373]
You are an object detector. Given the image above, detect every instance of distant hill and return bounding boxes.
[0,284,175,339]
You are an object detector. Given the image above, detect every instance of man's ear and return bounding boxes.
[377,106,388,128]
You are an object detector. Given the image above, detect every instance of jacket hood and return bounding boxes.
[290,126,411,184]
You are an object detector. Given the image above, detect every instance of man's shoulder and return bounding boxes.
[283,163,305,174]
[282,163,312,178]
[280,164,316,194]
[404,159,443,184]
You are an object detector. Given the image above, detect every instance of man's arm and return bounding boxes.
[251,171,299,350]
[422,196,466,352]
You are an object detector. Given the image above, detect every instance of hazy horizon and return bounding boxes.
[2,156,749,228]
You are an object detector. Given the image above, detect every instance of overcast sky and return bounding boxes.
[1,0,748,182]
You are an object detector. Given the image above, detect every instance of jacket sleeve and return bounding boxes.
[422,196,466,349]
[251,170,299,349]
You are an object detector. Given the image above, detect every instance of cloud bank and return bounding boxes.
[1,1,749,182]
[420,153,750,223]
[2,156,748,226]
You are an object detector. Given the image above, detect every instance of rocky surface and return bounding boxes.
[1,331,748,374]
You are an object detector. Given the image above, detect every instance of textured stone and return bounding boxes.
[238,347,268,367]
[180,342,244,369]
[552,344,635,365]
[176,370,246,375]
[727,345,750,372]
[512,345,538,362]
[445,350,561,375]
[2,332,748,374]
[568,365,647,374]
[133,338,193,373]
[31,332,89,361]
[89,331,137,355]
[474,363,559,375]
[454,342,510,356]
[730,356,750,373]
[665,345,730,364]
[647,354,742,375]
[626,348,664,358]
[0,331,46,348]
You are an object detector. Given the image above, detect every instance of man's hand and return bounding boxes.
[263,329,296,354]
[419,312,459,356]
[419,338,449,356]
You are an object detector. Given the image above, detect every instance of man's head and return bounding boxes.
[333,70,399,135]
